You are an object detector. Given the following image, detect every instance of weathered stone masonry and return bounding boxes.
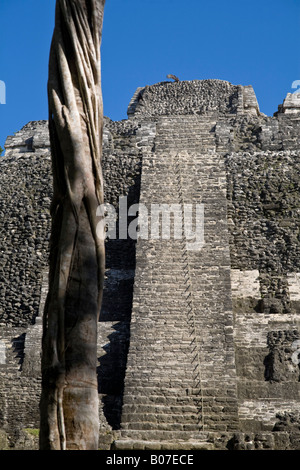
[1,79,300,450]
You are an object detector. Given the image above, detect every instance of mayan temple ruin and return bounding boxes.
[1,79,300,450]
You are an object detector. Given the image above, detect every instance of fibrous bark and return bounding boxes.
[39,0,106,450]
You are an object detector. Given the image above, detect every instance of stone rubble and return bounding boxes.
[0,79,300,450]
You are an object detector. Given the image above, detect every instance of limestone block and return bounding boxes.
[0,340,6,365]
[231,269,260,299]
[0,430,9,450]
[243,86,260,116]
[287,273,300,301]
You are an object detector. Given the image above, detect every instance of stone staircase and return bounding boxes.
[113,115,239,449]
[154,115,217,153]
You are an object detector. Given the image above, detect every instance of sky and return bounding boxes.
[0,0,300,152]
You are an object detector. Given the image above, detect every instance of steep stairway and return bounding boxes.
[114,115,239,449]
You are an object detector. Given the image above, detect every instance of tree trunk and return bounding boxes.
[39,0,106,450]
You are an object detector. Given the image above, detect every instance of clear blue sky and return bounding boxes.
[1,0,300,152]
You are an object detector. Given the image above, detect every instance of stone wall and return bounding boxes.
[0,151,51,328]
[0,79,300,450]
[226,150,300,314]
[0,117,144,448]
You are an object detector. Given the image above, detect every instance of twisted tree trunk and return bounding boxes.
[39,0,106,450]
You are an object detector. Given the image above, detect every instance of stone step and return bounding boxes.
[124,350,201,359]
[156,139,215,145]
[123,385,201,394]
[156,125,216,131]
[121,406,238,423]
[156,141,216,146]
[121,415,238,433]
[156,133,215,139]
[157,127,216,133]
[122,403,200,415]
[116,429,211,442]
[121,410,202,423]
[156,139,215,143]
[112,438,214,450]
[156,128,215,133]
[122,385,201,394]
[122,398,202,409]
[122,380,201,390]
[121,421,202,432]
[155,147,216,154]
